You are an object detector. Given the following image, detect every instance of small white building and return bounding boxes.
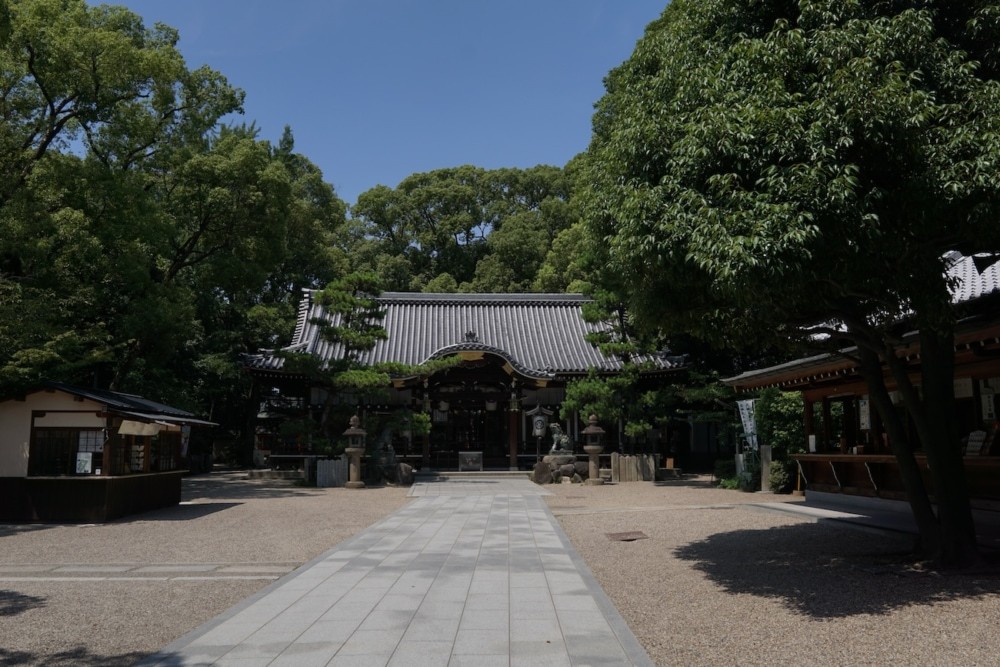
[0,382,214,521]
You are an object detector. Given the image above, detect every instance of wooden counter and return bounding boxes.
[791,453,1000,500]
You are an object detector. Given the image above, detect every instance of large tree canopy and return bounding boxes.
[350,164,577,292]
[583,0,1000,565]
[0,1,348,464]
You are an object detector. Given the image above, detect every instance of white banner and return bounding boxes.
[737,399,758,449]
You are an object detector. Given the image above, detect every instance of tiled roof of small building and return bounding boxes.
[246,291,683,377]
[37,382,216,425]
[946,251,1000,303]
[724,253,1000,389]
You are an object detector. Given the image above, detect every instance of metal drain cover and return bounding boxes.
[606,531,648,542]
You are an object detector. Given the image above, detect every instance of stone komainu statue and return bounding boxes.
[548,423,570,453]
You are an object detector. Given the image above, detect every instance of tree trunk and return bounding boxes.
[914,328,979,566]
[237,380,260,469]
[857,347,941,557]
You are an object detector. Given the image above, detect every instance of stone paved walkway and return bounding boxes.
[138,478,652,666]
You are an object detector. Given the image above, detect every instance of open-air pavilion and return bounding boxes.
[724,252,1000,506]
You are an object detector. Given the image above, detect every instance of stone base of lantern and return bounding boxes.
[583,444,604,486]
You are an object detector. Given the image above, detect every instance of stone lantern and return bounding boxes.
[343,415,367,489]
[581,414,605,486]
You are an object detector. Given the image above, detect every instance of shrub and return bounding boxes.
[769,460,793,493]
[714,458,750,490]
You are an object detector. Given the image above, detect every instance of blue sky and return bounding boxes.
[103,1,667,206]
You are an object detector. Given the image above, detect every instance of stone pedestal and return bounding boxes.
[345,447,365,489]
[542,453,576,467]
[583,445,604,485]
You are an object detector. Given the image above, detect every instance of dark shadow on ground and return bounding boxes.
[0,590,46,617]
[0,646,148,667]
[652,477,720,489]
[0,475,335,529]
[133,650,184,667]
[180,473,327,501]
[674,522,1000,619]
[0,523,57,537]
[122,502,243,522]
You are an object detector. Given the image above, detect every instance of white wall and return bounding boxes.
[0,391,106,477]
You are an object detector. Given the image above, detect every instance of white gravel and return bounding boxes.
[547,476,1000,667]
[2,472,998,666]
[0,473,410,666]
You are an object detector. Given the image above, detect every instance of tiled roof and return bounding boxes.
[724,252,1000,389]
[246,292,683,377]
[41,382,216,425]
[946,251,1000,303]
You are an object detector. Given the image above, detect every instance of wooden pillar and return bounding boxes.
[102,439,112,476]
[103,416,114,476]
[871,402,884,453]
[508,408,519,471]
[803,398,814,451]
[821,398,833,453]
[843,398,857,449]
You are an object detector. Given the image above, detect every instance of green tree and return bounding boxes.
[283,272,389,443]
[583,0,1000,566]
[269,126,349,302]
[422,272,458,293]
[0,0,245,395]
[0,2,351,469]
[283,272,461,448]
[350,164,577,291]
[111,128,292,389]
[189,126,349,463]
[755,388,807,492]
[0,0,232,203]
[465,209,555,292]
[533,223,588,292]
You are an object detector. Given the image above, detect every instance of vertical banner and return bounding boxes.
[737,399,758,450]
[858,398,871,430]
[982,388,996,421]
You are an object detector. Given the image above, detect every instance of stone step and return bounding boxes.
[415,470,531,480]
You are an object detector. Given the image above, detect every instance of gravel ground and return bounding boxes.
[0,473,410,666]
[547,476,1000,667]
[2,472,999,666]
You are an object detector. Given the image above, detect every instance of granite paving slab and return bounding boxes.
[138,477,652,666]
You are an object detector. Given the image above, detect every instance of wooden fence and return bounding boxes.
[316,458,348,487]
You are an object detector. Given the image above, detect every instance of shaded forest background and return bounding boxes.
[0,0,666,457]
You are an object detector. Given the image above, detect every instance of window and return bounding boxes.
[75,430,103,474]
[124,435,146,473]
[151,433,180,472]
[29,428,105,476]
[30,428,181,476]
